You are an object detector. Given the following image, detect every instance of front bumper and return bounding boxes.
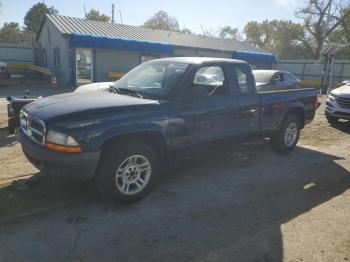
[325,97,350,120]
[18,129,101,180]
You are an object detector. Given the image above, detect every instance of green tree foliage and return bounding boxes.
[143,10,180,31]
[180,28,193,34]
[296,0,350,58]
[0,22,23,43]
[329,7,350,58]
[218,26,240,39]
[85,9,110,22]
[244,20,313,59]
[24,2,58,34]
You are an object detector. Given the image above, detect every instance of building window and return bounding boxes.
[42,48,47,66]
[54,47,60,69]
[140,55,158,64]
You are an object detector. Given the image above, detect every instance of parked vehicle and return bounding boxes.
[74,81,113,92]
[253,70,302,92]
[7,96,36,134]
[18,57,317,204]
[0,61,10,79]
[325,81,350,123]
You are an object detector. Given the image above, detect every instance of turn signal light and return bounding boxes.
[46,142,82,153]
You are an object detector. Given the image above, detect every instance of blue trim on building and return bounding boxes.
[232,50,276,64]
[71,33,174,55]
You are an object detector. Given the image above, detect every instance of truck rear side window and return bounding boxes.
[233,66,253,94]
[193,66,228,96]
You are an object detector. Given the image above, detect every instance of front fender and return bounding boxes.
[97,122,169,149]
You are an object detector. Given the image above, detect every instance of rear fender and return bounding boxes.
[278,102,305,129]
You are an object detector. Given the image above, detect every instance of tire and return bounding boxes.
[326,114,339,125]
[95,141,160,205]
[270,114,301,154]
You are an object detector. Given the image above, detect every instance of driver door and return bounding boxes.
[169,64,238,159]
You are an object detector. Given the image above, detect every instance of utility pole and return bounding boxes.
[84,4,87,19]
[320,0,333,94]
[112,3,115,23]
[119,9,123,24]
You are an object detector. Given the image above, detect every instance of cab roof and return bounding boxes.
[153,57,249,65]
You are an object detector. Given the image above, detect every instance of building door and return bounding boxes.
[76,47,93,85]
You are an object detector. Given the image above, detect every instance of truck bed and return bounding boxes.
[258,88,317,133]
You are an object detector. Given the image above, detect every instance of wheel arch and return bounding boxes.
[280,105,305,129]
[100,130,169,165]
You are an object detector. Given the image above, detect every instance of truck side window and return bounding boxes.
[193,66,227,96]
[234,66,253,94]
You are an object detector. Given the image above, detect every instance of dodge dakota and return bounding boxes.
[19,57,317,204]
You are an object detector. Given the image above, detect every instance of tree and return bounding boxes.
[180,28,193,34]
[329,7,350,58]
[24,2,58,34]
[0,22,23,43]
[244,20,313,59]
[143,10,180,31]
[85,9,110,22]
[218,26,239,39]
[296,0,350,58]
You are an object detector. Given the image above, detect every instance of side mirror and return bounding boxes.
[270,78,277,85]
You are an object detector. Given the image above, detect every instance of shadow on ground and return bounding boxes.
[330,119,350,134]
[0,127,18,147]
[0,141,349,261]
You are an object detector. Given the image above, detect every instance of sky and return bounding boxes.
[0,0,305,34]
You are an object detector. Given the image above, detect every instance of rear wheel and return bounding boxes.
[270,115,301,154]
[326,114,339,125]
[95,141,160,204]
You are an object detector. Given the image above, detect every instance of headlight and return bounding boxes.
[46,130,81,153]
[328,93,338,100]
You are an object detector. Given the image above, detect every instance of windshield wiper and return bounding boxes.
[110,86,143,99]
[109,85,118,93]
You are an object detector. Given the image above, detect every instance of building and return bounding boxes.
[35,14,275,86]
[0,43,33,64]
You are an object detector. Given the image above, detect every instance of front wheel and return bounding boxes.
[270,115,301,154]
[95,141,160,204]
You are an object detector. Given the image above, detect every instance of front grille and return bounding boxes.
[20,110,46,144]
[326,101,333,107]
[337,96,350,109]
[334,111,350,117]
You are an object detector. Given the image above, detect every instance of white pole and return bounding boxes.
[327,56,335,95]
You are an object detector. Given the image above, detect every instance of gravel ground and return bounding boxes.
[0,85,349,262]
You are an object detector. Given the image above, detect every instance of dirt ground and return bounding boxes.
[0,84,349,262]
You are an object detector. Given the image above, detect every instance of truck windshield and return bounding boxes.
[112,61,189,98]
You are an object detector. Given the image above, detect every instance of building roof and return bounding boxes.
[43,14,266,53]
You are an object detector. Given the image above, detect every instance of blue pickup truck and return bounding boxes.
[19,57,317,204]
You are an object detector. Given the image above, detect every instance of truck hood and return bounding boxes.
[332,84,350,97]
[24,91,159,121]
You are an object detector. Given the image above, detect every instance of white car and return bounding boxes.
[74,82,113,92]
[325,81,350,124]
